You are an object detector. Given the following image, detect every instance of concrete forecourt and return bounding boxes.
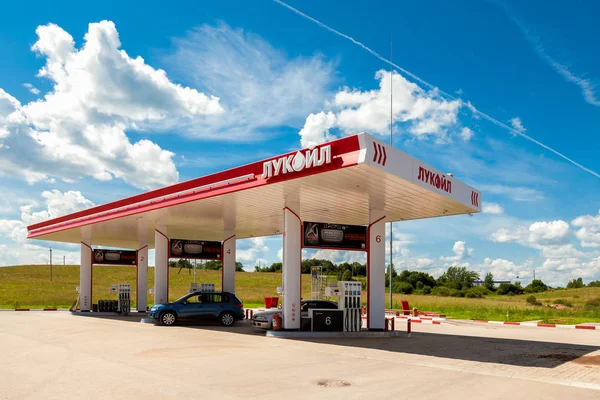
[1,311,599,400]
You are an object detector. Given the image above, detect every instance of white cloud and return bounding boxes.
[0,190,94,246]
[0,21,225,189]
[440,240,473,263]
[540,244,586,259]
[20,190,94,225]
[169,23,334,140]
[483,257,532,282]
[460,127,474,141]
[571,210,600,247]
[298,70,463,147]
[299,112,336,148]
[510,117,526,133]
[482,202,503,214]
[236,237,270,267]
[23,83,40,95]
[477,184,544,202]
[490,220,569,247]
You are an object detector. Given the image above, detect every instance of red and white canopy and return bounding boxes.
[27,133,481,249]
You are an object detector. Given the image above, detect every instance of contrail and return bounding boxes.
[273,0,600,179]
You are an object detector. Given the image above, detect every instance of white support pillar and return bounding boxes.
[136,246,148,312]
[282,206,302,330]
[79,229,92,312]
[154,223,169,305]
[137,218,149,312]
[222,230,236,293]
[367,209,386,330]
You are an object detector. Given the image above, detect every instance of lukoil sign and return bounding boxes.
[261,145,332,179]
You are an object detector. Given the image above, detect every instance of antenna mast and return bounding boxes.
[388,31,393,309]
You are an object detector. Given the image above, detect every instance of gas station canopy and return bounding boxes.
[27,132,481,248]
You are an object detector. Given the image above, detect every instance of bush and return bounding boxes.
[588,280,600,287]
[430,286,451,297]
[525,279,548,293]
[584,298,600,311]
[497,283,524,295]
[341,269,353,282]
[526,295,542,306]
[471,286,491,296]
[465,289,483,298]
[567,277,584,289]
[554,299,573,307]
[392,281,413,294]
[449,289,465,297]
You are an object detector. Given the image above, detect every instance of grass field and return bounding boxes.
[1,265,600,323]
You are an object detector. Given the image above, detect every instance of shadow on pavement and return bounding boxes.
[286,332,599,368]
[71,312,265,336]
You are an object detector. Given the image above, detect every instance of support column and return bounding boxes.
[154,223,169,304]
[79,229,92,312]
[367,209,386,330]
[137,218,148,312]
[222,230,236,293]
[282,206,301,330]
[136,245,148,312]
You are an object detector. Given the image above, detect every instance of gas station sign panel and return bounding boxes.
[93,249,137,265]
[303,222,367,251]
[169,239,222,260]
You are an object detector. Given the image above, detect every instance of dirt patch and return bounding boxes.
[572,355,600,366]
[315,379,351,388]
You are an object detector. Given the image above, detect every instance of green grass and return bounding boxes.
[0,265,310,309]
[1,265,600,324]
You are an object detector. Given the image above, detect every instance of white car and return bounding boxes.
[251,300,338,330]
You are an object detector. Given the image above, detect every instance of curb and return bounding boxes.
[13,308,61,311]
[15,308,30,311]
[471,319,597,330]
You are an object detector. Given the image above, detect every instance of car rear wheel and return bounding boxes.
[220,312,235,326]
[160,311,177,326]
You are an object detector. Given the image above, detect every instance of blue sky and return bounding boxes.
[1,0,599,285]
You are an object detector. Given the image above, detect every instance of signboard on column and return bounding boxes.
[302,222,366,250]
[169,239,222,259]
[93,249,137,265]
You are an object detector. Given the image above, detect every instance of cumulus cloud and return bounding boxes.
[460,127,474,141]
[20,190,94,225]
[510,117,526,133]
[0,21,225,189]
[490,220,569,247]
[440,240,473,263]
[0,190,94,246]
[299,112,336,148]
[571,210,600,248]
[298,70,463,147]
[482,202,504,214]
[236,237,270,267]
[169,23,334,140]
[483,257,532,281]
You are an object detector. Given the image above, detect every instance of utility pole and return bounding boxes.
[533,269,536,281]
[49,248,53,282]
[194,259,197,283]
[63,255,65,266]
[388,31,394,309]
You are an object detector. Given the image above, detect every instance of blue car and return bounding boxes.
[147,291,244,326]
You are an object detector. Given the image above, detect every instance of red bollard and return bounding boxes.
[407,318,412,338]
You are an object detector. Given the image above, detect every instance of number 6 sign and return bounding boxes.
[376,235,381,243]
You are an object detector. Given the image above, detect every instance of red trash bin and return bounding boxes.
[264,296,279,308]
[264,296,272,308]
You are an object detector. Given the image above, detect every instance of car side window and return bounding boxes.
[202,294,223,303]
[186,295,202,304]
